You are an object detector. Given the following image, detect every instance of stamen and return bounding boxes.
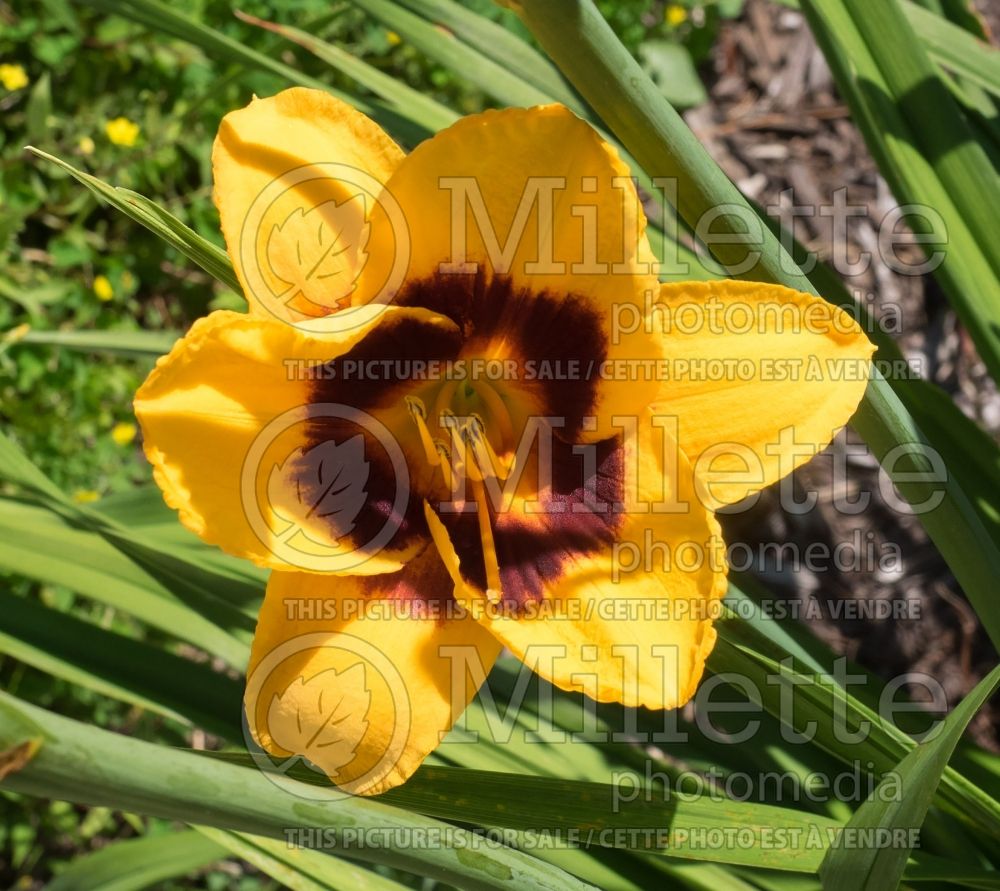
[434,441,454,491]
[466,414,515,481]
[457,419,488,483]
[474,380,515,454]
[471,475,502,603]
[405,395,441,467]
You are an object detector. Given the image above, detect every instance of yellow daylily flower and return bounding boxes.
[0,64,28,91]
[105,117,140,147]
[134,88,874,795]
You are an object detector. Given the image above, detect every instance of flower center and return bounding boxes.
[406,375,519,602]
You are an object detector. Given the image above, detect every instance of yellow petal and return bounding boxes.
[213,87,405,323]
[134,305,457,573]
[426,414,726,710]
[246,547,501,794]
[650,280,875,507]
[361,104,664,439]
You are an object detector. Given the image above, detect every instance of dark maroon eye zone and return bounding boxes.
[436,435,625,609]
[298,270,619,601]
[396,272,609,441]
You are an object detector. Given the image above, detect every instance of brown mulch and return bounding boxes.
[687,0,999,748]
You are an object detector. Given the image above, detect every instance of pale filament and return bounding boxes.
[408,382,516,604]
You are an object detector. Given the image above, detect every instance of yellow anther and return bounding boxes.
[406,395,441,467]
[457,419,489,483]
[474,379,514,453]
[466,414,515,481]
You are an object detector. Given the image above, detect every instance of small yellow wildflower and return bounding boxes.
[3,323,30,344]
[111,421,137,446]
[386,30,402,46]
[665,4,688,26]
[78,135,96,156]
[0,64,28,91]
[105,117,140,147]
[121,270,136,290]
[93,275,114,302]
[72,489,101,504]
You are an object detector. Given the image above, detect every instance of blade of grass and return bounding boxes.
[193,827,412,891]
[19,327,179,358]
[0,693,596,891]
[0,589,242,740]
[819,664,1000,891]
[26,147,239,293]
[44,830,227,891]
[235,11,459,134]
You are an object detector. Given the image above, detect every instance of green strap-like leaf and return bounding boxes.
[19,328,180,357]
[26,147,239,293]
[236,11,459,134]
[0,693,596,891]
[193,827,412,891]
[819,663,1000,891]
[905,0,1000,98]
[348,0,550,108]
[709,635,1000,840]
[800,0,1000,378]
[394,0,584,110]
[0,498,253,667]
[0,589,242,740]
[44,830,227,891]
